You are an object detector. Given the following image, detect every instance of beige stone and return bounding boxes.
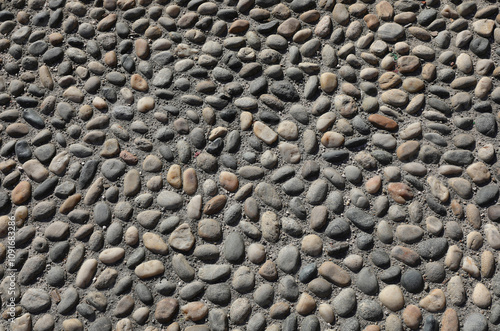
[419,289,446,312]
[379,285,405,311]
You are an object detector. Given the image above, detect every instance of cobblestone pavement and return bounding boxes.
[1,0,500,330]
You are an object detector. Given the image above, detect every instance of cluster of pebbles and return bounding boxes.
[3,0,500,330]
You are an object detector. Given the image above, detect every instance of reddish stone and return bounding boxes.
[155,298,178,324]
[368,114,398,131]
[12,181,31,205]
[120,150,138,165]
[229,19,250,34]
[203,195,227,215]
[388,182,414,204]
[391,245,420,266]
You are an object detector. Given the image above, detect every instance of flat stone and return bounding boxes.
[135,260,165,279]
[419,289,446,312]
[345,208,375,231]
[169,223,195,252]
[391,246,420,266]
[387,183,414,204]
[319,261,351,287]
[296,293,316,315]
[378,23,404,41]
[157,191,183,210]
[464,313,488,331]
[199,264,231,283]
[21,289,51,313]
[379,285,405,311]
[396,225,424,243]
[155,298,178,324]
[333,288,357,317]
[255,183,282,210]
[368,114,398,131]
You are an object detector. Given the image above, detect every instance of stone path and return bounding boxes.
[1,0,500,330]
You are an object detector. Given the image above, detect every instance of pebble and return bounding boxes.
[20,288,51,313]
[75,259,97,288]
[396,225,423,243]
[135,260,164,279]
[379,285,405,311]
[230,298,251,324]
[181,302,208,322]
[446,276,466,307]
[155,298,178,324]
[11,181,31,205]
[419,289,446,312]
[296,292,316,315]
[357,267,379,295]
[463,313,488,331]
[401,269,424,293]
[301,234,323,256]
[472,283,491,308]
[417,238,448,260]
[403,305,422,329]
[319,262,351,287]
[168,224,195,252]
[387,183,414,204]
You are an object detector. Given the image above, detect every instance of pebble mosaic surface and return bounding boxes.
[3,0,500,330]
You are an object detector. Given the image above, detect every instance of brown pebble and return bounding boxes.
[321,131,344,148]
[228,19,250,34]
[167,165,182,189]
[253,121,278,145]
[219,171,239,192]
[451,199,463,218]
[130,74,149,92]
[277,18,301,37]
[379,285,405,311]
[165,5,180,17]
[135,39,150,59]
[300,10,320,23]
[318,261,351,287]
[135,260,165,280]
[59,194,82,214]
[183,168,198,195]
[396,141,420,161]
[49,32,64,45]
[391,245,420,266]
[379,72,402,90]
[320,73,338,93]
[441,308,459,331]
[387,182,414,203]
[203,195,227,215]
[104,51,117,67]
[272,3,291,19]
[422,63,436,81]
[11,181,31,205]
[398,56,421,73]
[419,289,446,312]
[0,160,16,174]
[363,14,380,30]
[368,114,398,131]
[259,260,278,281]
[481,250,495,278]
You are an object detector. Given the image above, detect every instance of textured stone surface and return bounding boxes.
[1,0,499,330]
